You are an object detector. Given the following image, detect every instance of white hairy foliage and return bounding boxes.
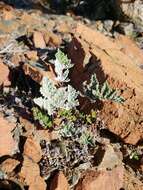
[54,49,74,82]
[34,77,79,115]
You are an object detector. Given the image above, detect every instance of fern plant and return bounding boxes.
[83,74,124,103]
[34,76,79,115]
[54,49,74,82]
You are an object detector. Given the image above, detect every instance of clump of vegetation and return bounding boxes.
[34,77,79,116]
[58,109,97,125]
[40,116,98,185]
[33,49,79,116]
[33,49,124,186]
[83,74,125,103]
[33,49,124,128]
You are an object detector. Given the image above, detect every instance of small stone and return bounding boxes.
[23,137,42,163]
[2,10,14,20]
[25,50,38,61]
[0,59,10,86]
[0,158,20,174]
[50,171,70,190]
[35,130,59,142]
[48,32,62,46]
[98,145,123,170]
[33,31,46,49]
[0,115,18,156]
[55,22,70,33]
[75,166,124,190]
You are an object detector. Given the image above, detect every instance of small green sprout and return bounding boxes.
[32,107,53,129]
[55,49,71,66]
[129,151,140,161]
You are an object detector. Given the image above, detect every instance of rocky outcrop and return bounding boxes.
[68,23,143,145]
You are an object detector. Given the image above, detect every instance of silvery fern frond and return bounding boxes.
[34,77,79,115]
[83,74,124,103]
[54,49,73,82]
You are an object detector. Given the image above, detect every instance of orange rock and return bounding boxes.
[21,12,39,26]
[29,176,47,190]
[35,130,59,142]
[116,35,143,67]
[75,23,120,50]
[20,117,35,137]
[33,31,46,49]
[0,35,9,49]
[23,137,42,163]
[11,54,23,67]
[75,166,124,190]
[0,19,19,33]
[123,129,141,145]
[0,158,20,174]
[46,31,62,47]
[98,145,122,170]
[20,156,47,190]
[0,115,18,156]
[2,10,14,20]
[55,22,71,33]
[0,59,10,86]
[23,63,57,84]
[43,32,50,45]
[25,50,39,61]
[50,171,70,190]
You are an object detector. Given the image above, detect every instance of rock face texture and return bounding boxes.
[0,59,10,86]
[75,166,124,190]
[68,23,143,145]
[0,115,18,156]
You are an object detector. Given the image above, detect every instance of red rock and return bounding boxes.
[33,31,46,49]
[20,117,35,137]
[23,62,57,84]
[25,50,38,61]
[75,166,124,190]
[29,176,47,190]
[55,22,71,33]
[0,158,20,174]
[2,10,14,20]
[75,23,120,50]
[0,59,10,86]
[20,156,47,190]
[0,115,18,156]
[50,171,70,190]
[116,35,143,67]
[44,31,62,47]
[98,145,123,170]
[23,137,42,163]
